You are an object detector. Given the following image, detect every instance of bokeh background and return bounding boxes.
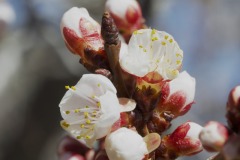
[0,0,240,159]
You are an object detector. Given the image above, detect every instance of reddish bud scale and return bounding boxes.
[63,27,85,56]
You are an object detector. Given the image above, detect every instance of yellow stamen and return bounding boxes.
[76,135,83,139]
[164,35,169,40]
[139,45,143,48]
[133,30,138,35]
[176,53,183,57]
[161,41,166,46]
[97,102,101,107]
[80,124,85,128]
[84,112,89,118]
[65,86,70,89]
[169,39,173,43]
[143,49,147,52]
[85,135,91,139]
[61,121,69,128]
[65,110,70,114]
[86,119,91,124]
[97,83,101,87]
[85,105,89,108]
[152,37,158,41]
[151,29,156,35]
[172,70,178,75]
[176,60,181,65]
[74,109,80,113]
[71,86,76,90]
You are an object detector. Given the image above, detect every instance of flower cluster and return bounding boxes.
[57,0,240,160]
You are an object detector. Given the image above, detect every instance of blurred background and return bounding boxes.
[0,0,240,159]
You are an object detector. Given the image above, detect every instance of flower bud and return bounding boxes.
[161,122,203,158]
[105,0,144,41]
[61,7,103,55]
[105,128,148,160]
[60,7,107,71]
[199,121,229,152]
[158,71,195,118]
[226,85,240,133]
[105,127,161,160]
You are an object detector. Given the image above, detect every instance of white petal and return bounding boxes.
[75,74,117,97]
[94,91,121,139]
[118,98,136,112]
[105,128,148,160]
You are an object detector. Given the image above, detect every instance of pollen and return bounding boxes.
[71,86,76,90]
[143,49,147,52]
[76,135,83,139]
[61,121,69,128]
[151,29,156,35]
[65,86,70,89]
[97,102,101,107]
[86,119,91,124]
[92,111,97,116]
[176,60,181,65]
[164,35,169,40]
[139,45,143,48]
[84,112,89,118]
[97,83,101,87]
[65,110,70,114]
[152,37,158,41]
[169,39,173,43]
[91,95,95,99]
[80,124,85,128]
[85,105,89,108]
[133,30,138,35]
[85,135,91,139]
[172,70,178,75]
[74,109,80,113]
[176,53,183,57]
[161,41,166,46]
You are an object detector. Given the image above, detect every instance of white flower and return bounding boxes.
[59,74,136,148]
[60,7,103,55]
[105,128,148,160]
[199,121,229,152]
[120,29,183,80]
